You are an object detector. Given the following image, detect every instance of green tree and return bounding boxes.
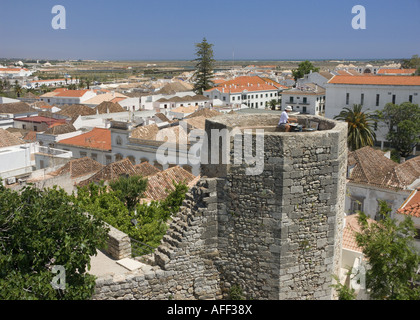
[292,60,320,81]
[75,180,189,250]
[109,174,148,211]
[330,274,357,300]
[193,38,215,95]
[377,102,420,158]
[13,81,22,97]
[0,183,109,300]
[355,201,420,300]
[334,104,377,151]
[401,54,420,70]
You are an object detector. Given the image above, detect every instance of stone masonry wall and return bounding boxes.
[93,114,347,300]
[93,179,223,300]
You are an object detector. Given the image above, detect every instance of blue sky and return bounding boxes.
[0,0,419,60]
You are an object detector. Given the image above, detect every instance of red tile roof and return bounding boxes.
[377,69,416,75]
[397,188,420,218]
[343,214,376,253]
[206,76,280,94]
[55,89,91,98]
[328,75,420,86]
[58,127,111,151]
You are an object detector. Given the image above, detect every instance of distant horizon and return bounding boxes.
[0,57,412,63]
[1,0,419,61]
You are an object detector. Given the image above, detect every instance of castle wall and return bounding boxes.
[93,114,348,300]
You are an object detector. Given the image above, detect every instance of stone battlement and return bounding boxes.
[93,113,348,300]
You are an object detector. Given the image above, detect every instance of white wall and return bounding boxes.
[0,144,36,181]
[345,183,411,220]
[325,84,420,119]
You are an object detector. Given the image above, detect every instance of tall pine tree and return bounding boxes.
[193,38,215,95]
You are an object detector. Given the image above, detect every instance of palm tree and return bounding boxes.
[14,82,23,97]
[334,104,377,151]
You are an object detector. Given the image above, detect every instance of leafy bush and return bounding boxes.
[75,180,188,250]
[0,183,109,300]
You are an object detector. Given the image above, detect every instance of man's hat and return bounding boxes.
[285,106,293,111]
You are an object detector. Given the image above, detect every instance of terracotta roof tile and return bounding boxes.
[131,124,159,140]
[57,104,96,118]
[185,108,222,119]
[143,166,197,201]
[53,157,104,178]
[0,128,25,148]
[0,102,37,114]
[78,158,139,187]
[55,89,90,98]
[95,101,125,114]
[343,214,376,253]
[58,128,111,151]
[347,147,420,190]
[206,76,280,94]
[134,162,161,177]
[397,188,420,218]
[328,75,420,86]
[377,69,416,75]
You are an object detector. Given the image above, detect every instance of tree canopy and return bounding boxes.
[291,60,320,81]
[355,201,420,300]
[0,183,109,300]
[377,102,420,158]
[334,104,377,151]
[192,38,215,95]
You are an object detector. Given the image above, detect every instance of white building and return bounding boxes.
[204,76,285,109]
[0,68,33,78]
[346,146,420,221]
[325,75,420,148]
[281,83,326,115]
[40,89,97,106]
[25,78,78,89]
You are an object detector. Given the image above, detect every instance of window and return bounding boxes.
[232,96,235,101]
[409,95,413,103]
[375,200,393,221]
[361,93,364,105]
[116,136,122,146]
[346,93,350,105]
[289,97,294,103]
[106,155,112,165]
[91,153,97,161]
[223,96,226,101]
[22,124,26,130]
[34,126,38,132]
[270,93,273,97]
[80,151,87,158]
[303,97,307,104]
[40,160,45,169]
[392,94,396,104]
[350,196,364,214]
[376,94,380,107]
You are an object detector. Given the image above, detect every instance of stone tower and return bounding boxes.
[93,113,348,300]
[199,113,348,299]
